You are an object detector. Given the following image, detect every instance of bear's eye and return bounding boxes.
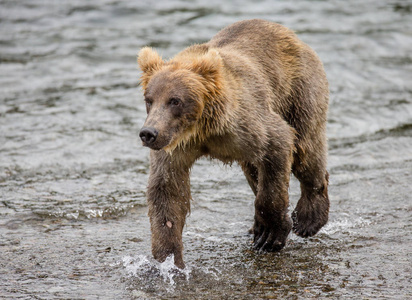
[169,97,182,107]
[144,98,152,106]
[144,98,152,112]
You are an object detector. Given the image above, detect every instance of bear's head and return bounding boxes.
[137,47,224,153]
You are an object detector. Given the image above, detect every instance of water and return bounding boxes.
[1,0,411,298]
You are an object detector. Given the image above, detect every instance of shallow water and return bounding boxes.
[1,0,411,299]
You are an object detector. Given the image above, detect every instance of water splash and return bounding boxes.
[320,216,372,235]
[122,255,191,287]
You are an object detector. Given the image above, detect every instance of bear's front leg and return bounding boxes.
[253,156,293,252]
[146,150,193,269]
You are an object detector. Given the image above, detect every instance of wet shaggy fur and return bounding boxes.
[138,19,330,268]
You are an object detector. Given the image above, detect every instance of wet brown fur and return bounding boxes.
[138,19,330,268]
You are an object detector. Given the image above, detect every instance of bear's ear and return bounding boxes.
[137,47,164,89]
[189,49,223,91]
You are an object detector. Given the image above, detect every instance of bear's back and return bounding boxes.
[208,19,296,51]
[207,19,305,113]
[207,19,328,137]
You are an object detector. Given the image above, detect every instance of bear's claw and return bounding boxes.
[291,193,329,238]
[252,214,292,252]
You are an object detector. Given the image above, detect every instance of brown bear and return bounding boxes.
[137,19,329,269]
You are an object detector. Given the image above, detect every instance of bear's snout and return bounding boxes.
[139,127,158,147]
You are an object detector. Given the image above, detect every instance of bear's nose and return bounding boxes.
[139,127,158,146]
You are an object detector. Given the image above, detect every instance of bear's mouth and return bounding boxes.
[139,127,173,151]
[141,138,170,151]
[142,143,162,151]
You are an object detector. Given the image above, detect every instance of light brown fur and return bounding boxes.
[138,19,329,268]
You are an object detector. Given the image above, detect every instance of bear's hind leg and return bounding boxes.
[292,137,330,237]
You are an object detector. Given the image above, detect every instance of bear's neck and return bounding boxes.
[198,69,239,140]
